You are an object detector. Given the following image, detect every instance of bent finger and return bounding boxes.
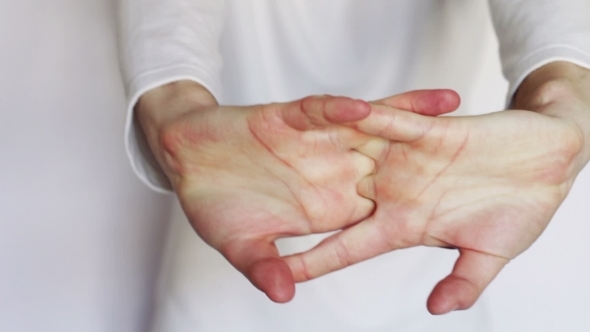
[356,175,376,201]
[351,150,376,181]
[374,89,461,116]
[220,239,295,303]
[284,218,402,282]
[349,104,438,142]
[427,249,508,315]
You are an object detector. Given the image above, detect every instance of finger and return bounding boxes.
[349,104,437,142]
[220,239,295,303]
[304,95,372,124]
[427,249,509,315]
[354,137,389,160]
[284,217,400,282]
[356,175,376,201]
[281,95,371,131]
[374,89,461,116]
[350,151,377,220]
[350,195,376,224]
[351,150,376,181]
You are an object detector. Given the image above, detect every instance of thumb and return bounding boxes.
[427,249,508,315]
[374,89,461,116]
[220,239,295,303]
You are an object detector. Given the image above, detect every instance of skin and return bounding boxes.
[138,62,590,314]
[284,62,590,314]
[136,81,459,303]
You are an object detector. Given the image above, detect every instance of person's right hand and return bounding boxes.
[136,81,460,303]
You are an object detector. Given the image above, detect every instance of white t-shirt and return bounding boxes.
[119,1,590,331]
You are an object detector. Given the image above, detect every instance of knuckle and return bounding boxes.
[334,238,353,269]
[297,255,314,282]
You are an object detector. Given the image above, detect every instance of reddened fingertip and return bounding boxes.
[248,257,296,303]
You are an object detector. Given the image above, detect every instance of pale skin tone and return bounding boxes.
[137,83,458,302]
[285,62,590,314]
[137,61,590,314]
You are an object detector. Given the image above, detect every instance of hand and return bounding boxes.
[285,96,585,314]
[136,81,460,303]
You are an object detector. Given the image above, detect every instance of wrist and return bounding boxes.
[136,80,218,132]
[513,62,587,112]
[514,62,590,166]
[135,80,218,179]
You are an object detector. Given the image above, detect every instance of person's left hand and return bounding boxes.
[285,92,587,314]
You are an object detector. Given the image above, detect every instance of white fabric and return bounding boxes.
[0,1,171,331]
[118,1,590,331]
[153,201,491,332]
[119,0,225,192]
[489,0,590,104]
[121,0,590,192]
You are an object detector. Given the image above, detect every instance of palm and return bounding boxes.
[162,96,377,302]
[190,110,373,235]
[286,107,582,313]
[369,110,575,257]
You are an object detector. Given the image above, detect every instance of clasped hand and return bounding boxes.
[137,81,583,315]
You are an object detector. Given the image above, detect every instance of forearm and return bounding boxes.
[514,61,590,167]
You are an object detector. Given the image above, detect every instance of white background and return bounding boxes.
[0,1,588,331]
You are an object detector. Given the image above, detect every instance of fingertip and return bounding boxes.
[325,97,371,123]
[249,257,296,303]
[416,89,461,116]
[426,275,477,315]
[353,98,372,117]
[439,89,461,111]
[428,249,507,314]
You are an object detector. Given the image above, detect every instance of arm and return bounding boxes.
[118,0,225,191]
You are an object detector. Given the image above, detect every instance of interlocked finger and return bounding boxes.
[284,217,402,282]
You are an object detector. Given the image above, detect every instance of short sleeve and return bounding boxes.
[488,0,590,106]
[118,0,225,192]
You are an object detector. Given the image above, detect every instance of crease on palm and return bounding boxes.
[166,90,579,308]
[281,94,582,313]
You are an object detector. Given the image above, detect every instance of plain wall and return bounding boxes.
[0,1,172,331]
